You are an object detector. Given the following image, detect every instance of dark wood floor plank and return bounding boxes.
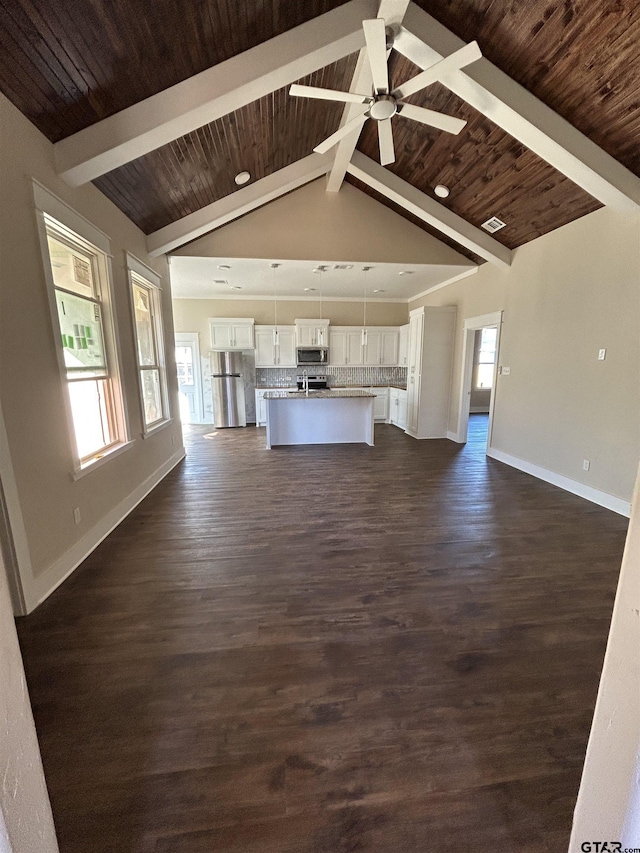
[16,416,628,852]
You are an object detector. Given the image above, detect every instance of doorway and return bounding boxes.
[174,333,204,424]
[455,311,503,451]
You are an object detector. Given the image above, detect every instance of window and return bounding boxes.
[127,256,169,433]
[40,212,128,469]
[475,327,498,389]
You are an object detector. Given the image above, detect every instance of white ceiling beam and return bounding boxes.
[147,153,333,257]
[326,0,410,193]
[54,0,377,186]
[347,150,512,268]
[398,4,640,213]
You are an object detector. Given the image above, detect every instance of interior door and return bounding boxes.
[174,335,203,423]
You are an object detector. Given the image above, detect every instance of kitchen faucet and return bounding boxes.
[302,369,309,396]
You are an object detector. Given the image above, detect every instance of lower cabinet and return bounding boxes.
[369,387,389,421]
[255,389,269,426]
[389,387,407,430]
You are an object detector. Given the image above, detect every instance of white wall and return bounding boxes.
[570,464,640,848]
[411,206,640,508]
[0,94,184,612]
[0,549,58,853]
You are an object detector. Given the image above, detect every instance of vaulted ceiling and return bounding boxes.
[2,0,639,268]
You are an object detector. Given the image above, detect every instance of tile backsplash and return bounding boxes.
[256,366,407,388]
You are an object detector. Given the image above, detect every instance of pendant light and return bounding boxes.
[271,262,280,346]
[362,266,373,346]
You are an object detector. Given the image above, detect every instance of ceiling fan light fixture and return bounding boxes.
[434,184,450,198]
[234,171,251,185]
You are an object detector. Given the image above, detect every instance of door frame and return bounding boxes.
[455,311,503,450]
[174,332,204,424]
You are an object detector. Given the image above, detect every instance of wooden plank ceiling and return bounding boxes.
[1,0,639,255]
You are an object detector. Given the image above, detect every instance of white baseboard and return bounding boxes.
[23,449,186,612]
[486,447,631,517]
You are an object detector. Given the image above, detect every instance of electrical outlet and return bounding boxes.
[583,459,590,472]
[598,348,606,361]
[73,507,81,525]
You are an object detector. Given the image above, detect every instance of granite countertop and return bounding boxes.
[263,389,375,399]
[331,384,407,391]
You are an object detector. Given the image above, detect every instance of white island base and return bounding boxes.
[264,390,374,449]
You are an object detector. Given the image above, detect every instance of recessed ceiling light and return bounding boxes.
[373,289,386,293]
[304,287,316,292]
[234,171,251,185]
[361,266,374,272]
[434,184,450,198]
[214,279,228,284]
[230,285,242,290]
[398,270,414,276]
[217,264,231,270]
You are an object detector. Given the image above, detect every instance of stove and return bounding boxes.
[296,374,328,391]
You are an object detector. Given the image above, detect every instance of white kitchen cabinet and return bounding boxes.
[295,319,329,347]
[209,318,255,350]
[363,329,382,365]
[254,326,296,367]
[369,387,389,421]
[398,324,409,366]
[380,330,399,365]
[406,306,456,439]
[389,387,407,429]
[329,329,348,365]
[346,330,365,365]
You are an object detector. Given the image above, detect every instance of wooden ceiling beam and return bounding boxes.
[347,151,512,268]
[398,4,640,213]
[327,0,410,193]
[146,153,333,257]
[53,0,376,186]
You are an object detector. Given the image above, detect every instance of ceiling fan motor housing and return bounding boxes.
[368,95,398,121]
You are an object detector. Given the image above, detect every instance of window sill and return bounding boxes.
[141,418,173,440]
[71,440,134,481]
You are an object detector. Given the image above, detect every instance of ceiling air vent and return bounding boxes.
[481,216,506,233]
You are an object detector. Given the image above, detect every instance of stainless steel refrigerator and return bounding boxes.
[210,351,246,428]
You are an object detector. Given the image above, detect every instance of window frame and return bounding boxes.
[126,253,171,437]
[33,181,131,477]
[474,326,498,391]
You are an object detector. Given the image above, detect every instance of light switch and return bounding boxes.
[502,366,511,375]
[598,348,606,361]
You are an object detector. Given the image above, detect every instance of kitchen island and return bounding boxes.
[264,389,375,449]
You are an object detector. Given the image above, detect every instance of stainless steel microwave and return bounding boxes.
[296,346,329,366]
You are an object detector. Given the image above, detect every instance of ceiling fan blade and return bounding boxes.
[363,18,389,94]
[392,40,482,100]
[377,118,395,165]
[313,113,368,154]
[398,103,467,135]
[289,84,369,104]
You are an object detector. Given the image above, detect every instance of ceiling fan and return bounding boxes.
[290,18,482,166]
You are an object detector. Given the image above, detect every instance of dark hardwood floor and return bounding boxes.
[17,416,628,852]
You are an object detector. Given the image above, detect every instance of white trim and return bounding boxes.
[54,0,374,185]
[147,153,332,256]
[32,179,111,254]
[125,251,162,288]
[347,152,512,268]
[23,449,186,612]
[409,266,478,301]
[71,439,134,480]
[464,311,502,330]
[486,447,631,518]
[173,293,409,303]
[140,418,174,439]
[399,4,640,213]
[446,430,461,442]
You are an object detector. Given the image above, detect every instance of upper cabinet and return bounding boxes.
[329,327,400,365]
[295,319,330,347]
[209,318,255,350]
[254,326,296,368]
